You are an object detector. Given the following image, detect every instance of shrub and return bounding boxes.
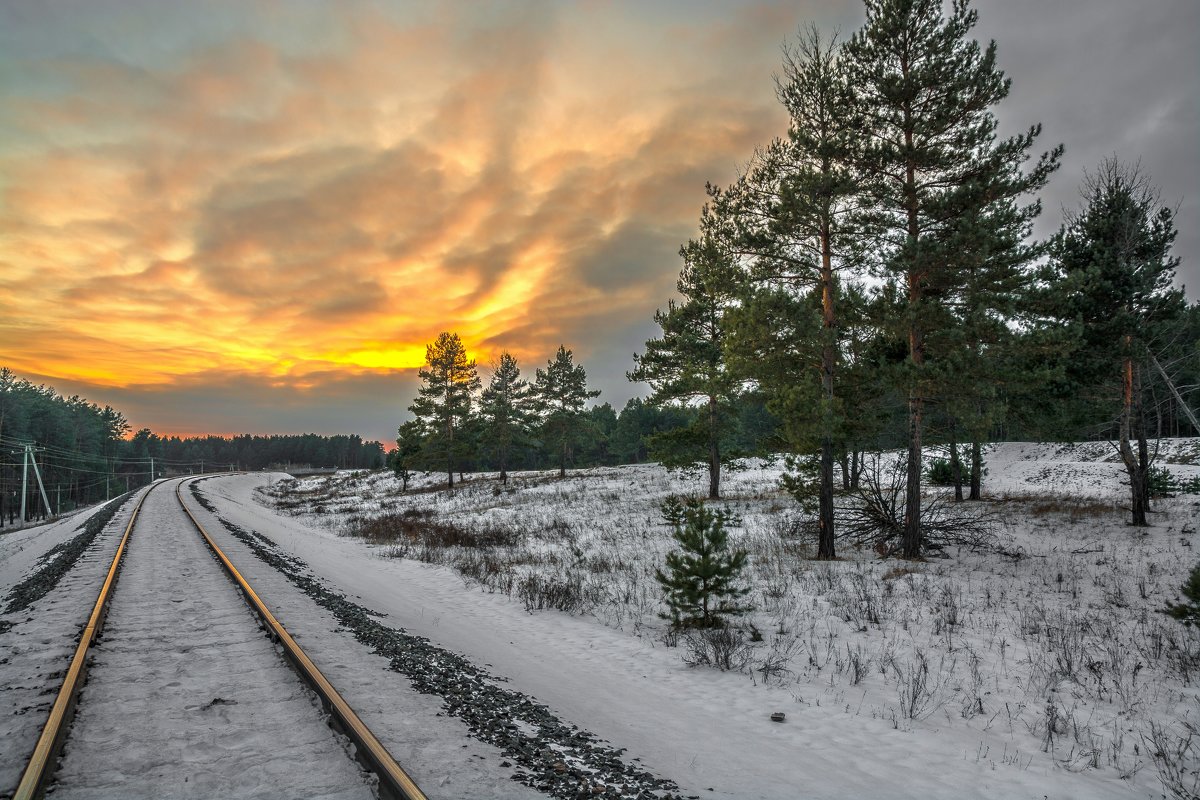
[1165,562,1200,627]
[682,627,752,672]
[925,450,984,487]
[1149,466,1180,499]
[837,455,996,556]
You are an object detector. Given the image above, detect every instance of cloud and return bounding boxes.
[1,0,1195,442]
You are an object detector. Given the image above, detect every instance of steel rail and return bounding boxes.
[13,485,152,800]
[175,478,427,800]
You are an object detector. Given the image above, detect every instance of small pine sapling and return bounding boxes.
[655,497,752,629]
[1164,562,1200,626]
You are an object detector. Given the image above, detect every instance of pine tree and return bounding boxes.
[844,0,1061,556]
[1165,562,1200,627]
[478,352,533,485]
[655,497,751,629]
[937,191,1052,501]
[391,420,423,491]
[630,225,741,500]
[533,345,600,478]
[1047,159,1185,525]
[720,26,862,557]
[407,332,480,489]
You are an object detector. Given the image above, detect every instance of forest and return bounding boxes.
[0,367,384,525]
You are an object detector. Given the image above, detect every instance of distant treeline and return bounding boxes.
[0,367,384,525]
[430,395,780,476]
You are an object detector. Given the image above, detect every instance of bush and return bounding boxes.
[1165,562,1200,627]
[1149,466,1179,499]
[837,456,996,557]
[345,510,519,549]
[1149,467,1200,498]
[682,627,752,672]
[925,451,984,487]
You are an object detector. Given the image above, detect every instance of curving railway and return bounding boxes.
[11,478,426,800]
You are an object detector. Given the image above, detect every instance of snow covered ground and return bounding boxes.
[1,442,1197,799]
[242,440,1198,799]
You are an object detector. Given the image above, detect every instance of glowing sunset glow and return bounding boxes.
[1,1,1195,443]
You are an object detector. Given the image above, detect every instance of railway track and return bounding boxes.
[11,478,427,800]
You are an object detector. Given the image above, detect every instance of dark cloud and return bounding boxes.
[971,0,1199,291]
[572,221,684,292]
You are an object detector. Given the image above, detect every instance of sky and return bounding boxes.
[1,0,1197,446]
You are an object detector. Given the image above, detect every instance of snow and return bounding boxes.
[50,483,374,799]
[0,497,137,793]
[203,441,1199,799]
[2,442,1197,799]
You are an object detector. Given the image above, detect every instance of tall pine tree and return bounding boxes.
[533,346,600,478]
[630,223,741,500]
[407,332,480,489]
[1047,158,1185,525]
[478,352,533,485]
[724,26,861,557]
[844,0,1060,556]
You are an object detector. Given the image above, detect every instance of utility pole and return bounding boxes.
[29,446,52,519]
[19,446,28,524]
[56,485,61,516]
[19,445,52,522]
[150,456,155,482]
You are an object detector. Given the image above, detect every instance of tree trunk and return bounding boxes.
[969,441,982,500]
[903,400,923,558]
[840,452,851,491]
[1137,364,1151,518]
[901,98,923,560]
[1118,345,1148,526]
[447,415,455,489]
[708,395,720,500]
[818,435,836,559]
[817,216,837,560]
[950,426,964,502]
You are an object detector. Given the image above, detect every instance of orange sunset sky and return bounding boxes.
[1,0,1196,444]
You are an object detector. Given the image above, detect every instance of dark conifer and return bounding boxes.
[630,225,741,500]
[478,352,533,485]
[1047,159,1185,525]
[724,26,861,557]
[655,497,751,630]
[407,332,480,489]
[533,346,600,478]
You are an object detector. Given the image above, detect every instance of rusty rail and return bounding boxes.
[13,485,151,800]
[175,479,427,800]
